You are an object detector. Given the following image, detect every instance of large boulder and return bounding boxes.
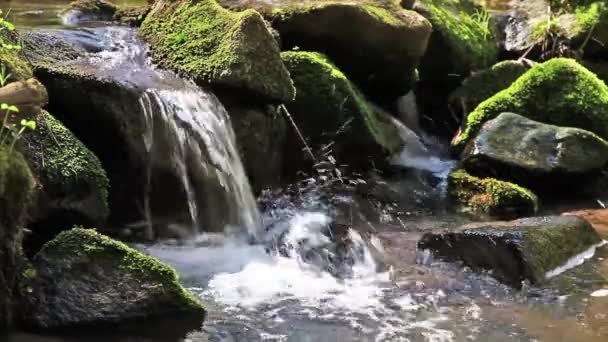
[452,58,608,151]
[415,0,498,83]
[16,111,109,251]
[63,0,118,24]
[281,51,403,174]
[271,1,431,97]
[23,228,205,329]
[0,149,34,329]
[449,60,529,120]
[140,0,294,103]
[462,113,608,189]
[447,169,539,219]
[419,215,603,287]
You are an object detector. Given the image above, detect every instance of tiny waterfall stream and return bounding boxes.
[8,4,608,341]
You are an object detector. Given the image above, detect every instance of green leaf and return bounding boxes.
[20,119,36,130]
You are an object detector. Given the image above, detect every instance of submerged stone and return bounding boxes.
[452,58,608,151]
[140,0,294,102]
[462,113,608,189]
[281,51,402,173]
[272,1,431,96]
[24,228,205,329]
[447,169,538,219]
[419,216,602,287]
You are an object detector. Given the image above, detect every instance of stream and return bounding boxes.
[3,1,608,342]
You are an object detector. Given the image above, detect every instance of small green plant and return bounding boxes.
[0,103,36,153]
[0,64,10,86]
[472,8,492,40]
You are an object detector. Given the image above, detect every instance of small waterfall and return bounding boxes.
[138,86,261,237]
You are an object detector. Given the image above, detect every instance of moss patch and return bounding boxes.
[416,0,498,80]
[452,58,608,151]
[448,169,539,218]
[140,0,294,102]
[41,227,204,314]
[0,148,34,227]
[281,51,402,167]
[0,30,33,82]
[17,111,109,221]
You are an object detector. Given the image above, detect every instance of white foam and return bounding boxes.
[591,289,608,297]
[545,241,607,279]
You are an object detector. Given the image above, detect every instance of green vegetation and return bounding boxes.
[448,169,539,217]
[452,58,608,151]
[0,148,34,227]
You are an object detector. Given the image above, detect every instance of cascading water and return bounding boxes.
[64,26,261,238]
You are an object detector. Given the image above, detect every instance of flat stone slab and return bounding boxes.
[418,216,602,287]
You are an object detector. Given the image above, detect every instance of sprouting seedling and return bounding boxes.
[0,102,19,145]
[0,64,11,87]
[8,119,36,152]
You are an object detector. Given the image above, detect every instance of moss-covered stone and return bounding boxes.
[17,111,109,226]
[0,148,34,329]
[415,0,498,83]
[462,113,608,190]
[419,215,602,287]
[25,228,205,329]
[449,60,529,118]
[271,1,431,96]
[281,51,402,172]
[452,58,608,151]
[140,0,294,102]
[448,169,539,218]
[0,30,33,82]
[63,0,118,23]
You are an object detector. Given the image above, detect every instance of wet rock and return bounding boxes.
[419,216,602,287]
[224,101,287,193]
[281,51,402,174]
[453,58,608,151]
[272,1,431,97]
[447,169,538,219]
[114,6,151,27]
[563,209,608,239]
[492,10,533,56]
[64,0,118,23]
[0,149,35,329]
[140,0,294,103]
[16,111,110,252]
[23,228,205,329]
[449,60,529,120]
[462,113,608,190]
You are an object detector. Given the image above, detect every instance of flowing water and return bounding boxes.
[4,2,608,342]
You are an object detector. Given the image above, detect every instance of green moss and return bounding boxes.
[140,0,293,101]
[448,169,539,217]
[17,111,109,220]
[419,0,497,75]
[0,148,34,226]
[281,51,402,155]
[453,58,608,151]
[0,32,33,82]
[45,228,205,314]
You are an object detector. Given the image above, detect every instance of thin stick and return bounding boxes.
[279,104,317,164]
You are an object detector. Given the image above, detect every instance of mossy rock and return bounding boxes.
[271,1,431,97]
[281,51,402,173]
[0,30,33,82]
[64,0,118,23]
[0,148,34,329]
[448,169,539,219]
[24,228,205,329]
[140,0,294,102]
[449,60,529,119]
[419,215,602,287]
[17,111,109,229]
[462,113,608,190]
[452,58,608,151]
[415,0,498,84]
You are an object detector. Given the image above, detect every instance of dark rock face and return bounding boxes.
[272,2,431,97]
[462,113,608,190]
[23,228,205,330]
[0,150,34,329]
[419,216,602,287]
[64,0,118,23]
